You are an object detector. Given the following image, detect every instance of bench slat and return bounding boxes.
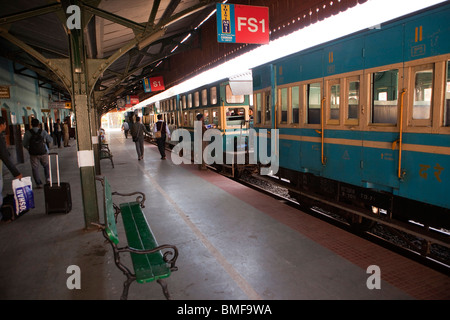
[120,202,171,283]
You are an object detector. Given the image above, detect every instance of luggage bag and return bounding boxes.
[44,152,72,214]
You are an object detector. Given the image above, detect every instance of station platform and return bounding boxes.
[0,129,449,301]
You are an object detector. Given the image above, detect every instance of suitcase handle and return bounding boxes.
[48,152,60,187]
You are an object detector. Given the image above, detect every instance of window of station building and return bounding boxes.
[226,107,245,126]
[412,64,433,122]
[226,84,245,104]
[194,91,200,107]
[347,79,360,122]
[371,69,398,124]
[329,81,340,123]
[189,112,194,126]
[279,87,288,123]
[181,95,186,109]
[201,89,208,106]
[255,92,262,124]
[445,60,450,127]
[210,87,217,105]
[307,82,321,124]
[291,86,300,124]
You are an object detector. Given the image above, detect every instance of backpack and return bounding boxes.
[28,129,47,155]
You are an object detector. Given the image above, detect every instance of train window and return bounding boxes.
[203,110,209,125]
[226,85,245,103]
[183,111,188,126]
[371,69,398,124]
[279,87,288,123]
[347,79,360,122]
[328,81,340,123]
[201,89,208,106]
[194,91,200,107]
[212,108,219,126]
[291,86,299,124]
[255,92,262,124]
[413,65,433,121]
[264,90,271,124]
[188,94,193,108]
[445,61,450,127]
[307,82,321,124]
[226,107,245,126]
[210,87,217,104]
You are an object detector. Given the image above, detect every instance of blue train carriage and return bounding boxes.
[176,80,252,171]
[252,2,450,230]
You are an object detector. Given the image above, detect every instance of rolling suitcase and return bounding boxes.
[44,152,72,214]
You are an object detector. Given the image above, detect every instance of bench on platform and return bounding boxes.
[99,142,114,168]
[92,176,179,300]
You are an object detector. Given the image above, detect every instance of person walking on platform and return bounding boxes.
[63,118,70,147]
[121,120,129,139]
[0,117,22,210]
[131,116,150,161]
[53,118,62,148]
[23,118,53,189]
[153,114,170,160]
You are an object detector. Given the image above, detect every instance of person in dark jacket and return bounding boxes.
[0,117,22,209]
[130,116,150,160]
[23,118,53,188]
[153,114,171,160]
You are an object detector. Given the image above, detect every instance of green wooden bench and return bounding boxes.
[92,176,178,300]
[99,141,114,168]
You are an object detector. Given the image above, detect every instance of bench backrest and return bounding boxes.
[102,177,119,244]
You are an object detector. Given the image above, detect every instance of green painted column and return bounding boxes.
[68,5,99,229]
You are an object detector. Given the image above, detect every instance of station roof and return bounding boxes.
[0,0,366,114]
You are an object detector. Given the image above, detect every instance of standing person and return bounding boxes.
[131,116,150,161]
[0,117,22,210]
[121,120,129,139]
[53,118,62,148]
[63,118,70,147]
[196,113,207,170]
[153,114,170,160]
[23,118,53,189]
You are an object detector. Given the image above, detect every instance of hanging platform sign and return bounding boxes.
[142,76,165,93]
[216,3,269,45]
[49,101,71,109]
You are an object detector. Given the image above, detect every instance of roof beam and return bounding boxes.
[0,2,62,26]
[81,3,146,34]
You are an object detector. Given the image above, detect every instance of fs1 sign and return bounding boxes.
[217,3,269,45]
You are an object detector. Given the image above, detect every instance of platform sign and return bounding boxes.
[143,76,165,93]
[217,3,269,45]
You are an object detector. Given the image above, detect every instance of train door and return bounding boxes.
[362,68,401,191]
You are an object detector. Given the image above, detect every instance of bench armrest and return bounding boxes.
[118,244,179,271]
[112,191,146,208]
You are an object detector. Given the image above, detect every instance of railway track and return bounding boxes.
[231,169,450,276]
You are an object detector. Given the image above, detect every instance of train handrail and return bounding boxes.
[398,89,407,179]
